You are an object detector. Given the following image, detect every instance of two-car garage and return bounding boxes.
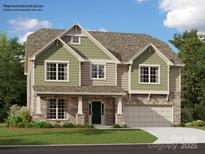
[124,105,173,127]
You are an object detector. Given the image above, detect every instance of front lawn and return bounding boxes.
[0,125,157,145]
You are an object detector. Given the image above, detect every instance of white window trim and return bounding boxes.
[138,64,160,84]
[47,98,68,120]
[71,35,81,45]
[44,60,70,82]
[90,63,106,80]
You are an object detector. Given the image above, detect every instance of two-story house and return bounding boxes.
[25,24,184,127]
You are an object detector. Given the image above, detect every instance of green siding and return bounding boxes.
[35,43,79,86]
[131,49,168,91]
[63,36,111,60]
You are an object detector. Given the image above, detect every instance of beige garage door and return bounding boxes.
[124,106,173,127]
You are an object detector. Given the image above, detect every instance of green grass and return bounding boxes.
[0,125,157,145]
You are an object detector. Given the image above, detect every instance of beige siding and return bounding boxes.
[81,62,116,86]
[170,66,180,92]
[117,64,129,91]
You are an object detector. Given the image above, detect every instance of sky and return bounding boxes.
[1,0,205,51]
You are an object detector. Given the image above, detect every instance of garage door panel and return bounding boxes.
[124,106,173,127]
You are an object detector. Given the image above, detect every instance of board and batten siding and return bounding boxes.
[131,49,168,91]
[81,62,116,86]
[34,43,79,86]
[170,66,180,92]
[63,36,111,60]
[117,64,129,91]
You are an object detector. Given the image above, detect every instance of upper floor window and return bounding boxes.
[47,99,67,120]
[71,36,81,44]
[91,64,106,79]
[139,65,160,84]
[45,61,69,82]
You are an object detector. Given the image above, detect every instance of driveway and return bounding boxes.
[141,127,205,143]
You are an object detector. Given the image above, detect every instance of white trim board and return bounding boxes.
[36,91,126,96]
[130,90,169,95]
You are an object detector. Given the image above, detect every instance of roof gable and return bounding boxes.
[26,25,184,65]
[128,43,174,65]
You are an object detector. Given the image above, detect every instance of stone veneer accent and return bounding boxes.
[33,95,115,125]
[32,92,180,126]
[76,114,85,125]
[115,114,125,126]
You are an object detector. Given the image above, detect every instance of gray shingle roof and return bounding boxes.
[33,85,126,95]
[26,28,183,64]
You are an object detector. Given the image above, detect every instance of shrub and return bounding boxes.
[75,123,93,128]
[17,122,25,128]
[185,120,205,127]
[63,122,75,128]
[6,105,32,127]
[112,124,121,128]
[53,123,61,128]
[175,123,185,127]
[32,121,53,128]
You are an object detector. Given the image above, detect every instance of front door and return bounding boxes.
[92,101,101,124]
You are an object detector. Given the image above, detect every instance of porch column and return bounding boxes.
[77,96,83,114]
[117,97,123,115]
[115,97,125,126]
[76,96,85,125]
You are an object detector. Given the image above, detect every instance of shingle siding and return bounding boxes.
[63,36,111,60]
[131,49,168,91]
[81,62,116,86]
[34,43,79,86]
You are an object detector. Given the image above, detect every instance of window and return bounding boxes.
[46,61,69,81]
[139,65,159,84]
[91,64,105,79]
[71,36,81,44]
[47,99,67,120]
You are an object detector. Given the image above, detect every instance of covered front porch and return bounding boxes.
[33,85,126,126]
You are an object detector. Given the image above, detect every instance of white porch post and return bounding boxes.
[77,96,83,114]
[117,97,123,115]
[115,97,125,126]
[76,96,85,125]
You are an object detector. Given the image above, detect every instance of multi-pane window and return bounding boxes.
[46,62,68,81]
[91,64,105,79]
[47,99,67,120]
[71,36,81,44]
[140,65,159,83]
[140,66,149,83]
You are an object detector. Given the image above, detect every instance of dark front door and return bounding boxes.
[92,102,101,124]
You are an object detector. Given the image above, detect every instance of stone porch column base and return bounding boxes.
[115,114,125,126]
[76,114,85,125]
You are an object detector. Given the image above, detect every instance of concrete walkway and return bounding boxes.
[141,127,205,143]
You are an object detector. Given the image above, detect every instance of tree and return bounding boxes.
[0,34,26,121]
[170,30,205,122]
